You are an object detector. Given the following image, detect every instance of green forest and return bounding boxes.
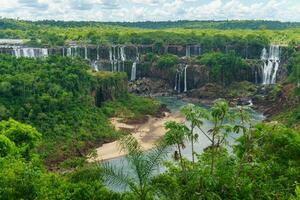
[0,18,300,200]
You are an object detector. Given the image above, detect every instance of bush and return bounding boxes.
[157,54,179,69]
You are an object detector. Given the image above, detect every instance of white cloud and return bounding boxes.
[0,0,299,22]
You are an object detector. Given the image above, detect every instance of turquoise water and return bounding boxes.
[101,96,264,191]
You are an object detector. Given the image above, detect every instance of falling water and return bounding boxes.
[255,71,258,84]
[120,46,126,61]
[130,47,139,81]
[131,62,137,81]
[67,47,72,57]
[96,46,100,60]
[174,65,184,93]
[261,45,280,85]
[84,46,88,60]
[120,46,126,72]
[186,46,191,57]
[184,65,188,92]
[92,61,99,72]
[109,47,113,71]
[12,47,48,58]
[174,73,178,91]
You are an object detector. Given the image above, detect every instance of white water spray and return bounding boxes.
[184,65,188,92]
[261,45,280,85]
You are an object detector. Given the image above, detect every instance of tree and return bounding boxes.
[0,118,41,159]
[181,104,209,164]
[164,121,189,171]
[0,135,16,157]
[100,135,168,200]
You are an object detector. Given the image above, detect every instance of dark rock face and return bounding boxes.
[128,78,172,96]
[187,83,224,99]
[187,64,210,89]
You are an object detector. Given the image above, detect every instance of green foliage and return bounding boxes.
[0,134,15,157]
[287,52,300,86]
[102,94,161,120]
[157,54,179,69]
[226,81,257,98]
[100,135,169,200]
[200,51,249,85]
[274,104,300,131]
[0,55,161,168]
[153,103,300,200]
[0,119,41,157]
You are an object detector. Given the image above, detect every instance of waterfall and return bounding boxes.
[130,47,139,81]
[84,46,88,60]
[184,65,188,92]
[96,46,100,60]
[174,73,178,91]
[67,48,72,57]
[92,61,99,72]
[41,48,48,57]
[186,46,191,57]
[174,65,184,93]
[255,71,258,84]
[262,45,280,85]
[131,62,137,81]
[120,46,125,71]
[12,47,48,58]
[198,45,201,56]
[109,46,114,71]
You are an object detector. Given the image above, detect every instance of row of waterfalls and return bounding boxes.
[0,44,282,89]
[7,45,140,81]
[173,44,282,93]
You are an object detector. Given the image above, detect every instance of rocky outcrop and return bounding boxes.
[187,83,224,99]
[128,78,172,96]
[253,84,299,117]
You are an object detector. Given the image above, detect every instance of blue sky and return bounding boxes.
[0,0,299,22]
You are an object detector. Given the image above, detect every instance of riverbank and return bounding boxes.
[88,111,185,162]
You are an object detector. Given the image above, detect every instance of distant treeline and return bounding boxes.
[1,18,300,30]
[105,20,300,30]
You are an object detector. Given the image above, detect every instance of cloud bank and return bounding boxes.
[0,0,299,22]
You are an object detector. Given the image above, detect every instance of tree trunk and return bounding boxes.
[191,126,195,164]
[177,144,184,171]
[210,132,215,175]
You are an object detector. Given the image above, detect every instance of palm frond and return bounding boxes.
[99,162,134,190]
[144,143,170,180]
[118,135,143,156]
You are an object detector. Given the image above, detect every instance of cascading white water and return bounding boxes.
[184,65,188,92]
[174,73,178,91]
[261,45,280,85]
[120,46,126,72]
[67,48,72,57]
[131,62,137,81]
[130,47,139,81]
[197,45,201,56]
[84,46,88,60]
[92,61,99,72]
[12,47,48,58]
[96,46,100,60]
[186,46,191,57]
[174,64,185,93]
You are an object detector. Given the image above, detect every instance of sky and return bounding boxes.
[0,0,299,22]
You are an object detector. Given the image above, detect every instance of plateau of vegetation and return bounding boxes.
[1,19,300,46]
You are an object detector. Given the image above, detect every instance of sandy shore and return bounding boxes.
[88,112,184,162]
